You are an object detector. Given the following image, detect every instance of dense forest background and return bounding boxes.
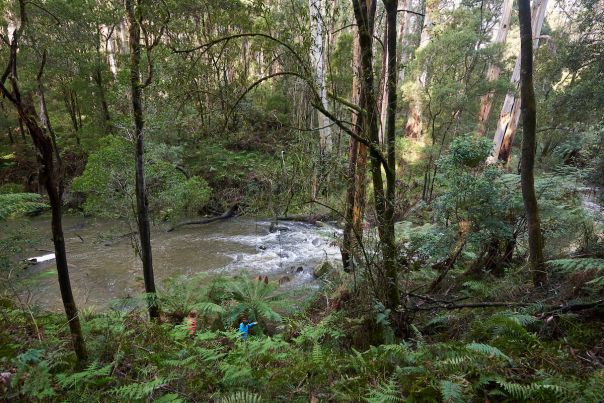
[1,0,603,401]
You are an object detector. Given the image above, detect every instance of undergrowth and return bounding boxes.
[1,273,603,402]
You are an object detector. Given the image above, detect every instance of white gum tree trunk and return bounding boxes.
[309,0,332,153]
[489,0,548,163]
[477,0,514,135]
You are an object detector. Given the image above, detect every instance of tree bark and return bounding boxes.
[489,0,548,163]
[309,0,332,154]
[383,0,400,317]
[342,31,367,270]
[126,0,159,319]
[477,0,514,135]
[518,0,546,286]
[352,0,401,321]
[26,97,88,363]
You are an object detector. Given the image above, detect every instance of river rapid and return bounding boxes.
[5,216,341,311]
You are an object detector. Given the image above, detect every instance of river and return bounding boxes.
[5,216,341,311]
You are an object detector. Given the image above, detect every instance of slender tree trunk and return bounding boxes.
[342,32,366,270]
[7,126,14,143]
[93,66,113,135]
[126,0,159,319]
[518,0,546,286]
[0,77,88,363]
[18,116,26,142]
[489,0,548,163]
[63,87,79,133]
[383,0,401,320]
[477,0,514,135]
[353,0,400,319]
[378,22,388,144]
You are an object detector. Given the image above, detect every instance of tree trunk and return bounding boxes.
[0,62,88,362]
[518,0,546,286]
[404,0,432,138]
[93,64,113,135]
[126,0,159,319]
[342,32,368,270]
[352,0,400,321]
[477,0,514,135]
[383,0,401,321]
[309,0,332,154]
[489,0,548,163]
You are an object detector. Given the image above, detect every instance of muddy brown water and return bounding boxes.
[4,216,341,311]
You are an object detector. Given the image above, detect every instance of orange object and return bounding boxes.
[187,317,197,335]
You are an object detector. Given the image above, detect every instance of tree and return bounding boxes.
[342,7,372,272]
[308,0,332,155]
[125,0,166,320]
[352,0,401,330]
[0,0,87,364]
[489,0,548,163]
[518,0,546,286]
[477,0,514,135]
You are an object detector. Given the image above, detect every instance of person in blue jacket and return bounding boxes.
[239,318,257,339]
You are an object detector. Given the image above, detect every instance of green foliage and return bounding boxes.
[227,275,285,325]
[0,193,49,220]
[220,391,263,403]
[72,136,210,220]
[110,377,172,400]
[0,182,23,194]
[547,258,604,272]
[439,379,463,403]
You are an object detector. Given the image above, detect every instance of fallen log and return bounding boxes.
[26,253,55,264]
[168,204,239,232]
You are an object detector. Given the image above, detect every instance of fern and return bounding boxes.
[465,343,510,361]
[365,377,403,402]
[154,393,185,403]
[220,391,263,403]
[56,362,112,389]
[110,377,170,400]
[439,380,464,403]
[547,258,604,272]
[495,379,562,400]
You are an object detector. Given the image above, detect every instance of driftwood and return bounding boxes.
[168,204,239,232]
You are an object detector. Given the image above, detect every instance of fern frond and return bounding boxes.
[110,377,170,400]
[365,378,403,402]
[220,391,262,403]
[56,362,112,389]
[547,258,604,272]
[465,343,510,361]
[439,380,464,403]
